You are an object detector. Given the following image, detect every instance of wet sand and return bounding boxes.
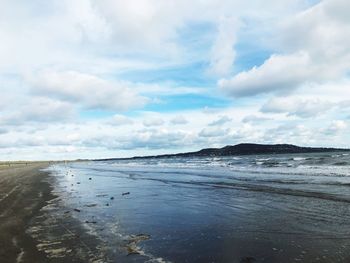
[0,163,103,263]
[0,163,52,263]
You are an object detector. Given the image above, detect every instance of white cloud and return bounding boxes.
[2,0,350,160]
[280,0,350,60]
[199,127,229,138]
[143,117,165,127]
[219,52,313,97]
[29,70,148,111]
[208,17,240,76]
[170,115,188,125]
[0,0,310,73]
[242,115,271,123]
[261,97,334,118]
[208,115,232,126]
[219,0,350,97]
[0,97,75,126]
[84,128,191,151]
[263,124,314,145]
[0,101,348,160]
[107,114,134,126]
[323,120,347,135]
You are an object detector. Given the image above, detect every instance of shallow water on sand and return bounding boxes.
[48,152,350,262]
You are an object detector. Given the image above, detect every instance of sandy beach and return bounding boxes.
[0,163,103,263]
[0,163,52,262]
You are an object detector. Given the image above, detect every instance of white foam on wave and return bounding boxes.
[293,157,306,161]
[256,158,270,161]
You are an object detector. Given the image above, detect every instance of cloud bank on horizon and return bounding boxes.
[0,0,349,160]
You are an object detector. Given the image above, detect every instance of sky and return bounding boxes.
[1,0,350,160]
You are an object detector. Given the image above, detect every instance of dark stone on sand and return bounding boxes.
[96,194,108,197]
[85,221,97,224]
[127,250,139,256]
[125,233,151,256]
[85,204,97,207]
[240,257,256,263]
[89,177,92,180]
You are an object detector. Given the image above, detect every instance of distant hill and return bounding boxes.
[96,143,349,161]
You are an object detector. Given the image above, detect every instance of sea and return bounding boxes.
[43,152,350,262]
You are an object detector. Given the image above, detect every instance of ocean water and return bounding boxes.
[47,152,350,262]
